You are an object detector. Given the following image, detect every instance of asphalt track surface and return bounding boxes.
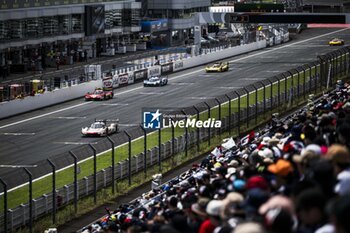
[1,27,350,188]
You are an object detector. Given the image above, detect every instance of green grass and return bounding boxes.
[0,53,348,214]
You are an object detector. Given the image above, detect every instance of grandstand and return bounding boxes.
[78,83,350,233]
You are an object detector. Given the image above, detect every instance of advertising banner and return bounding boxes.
[118,73,129,85]
[148,65,161,77]
[173,60,184,72]
[134,69,148,81]
[103,75,118,89]
[161,63,173,75]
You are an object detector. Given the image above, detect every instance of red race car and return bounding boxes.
[85,88,114,101]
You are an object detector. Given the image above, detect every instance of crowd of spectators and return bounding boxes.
[82,81,350,233]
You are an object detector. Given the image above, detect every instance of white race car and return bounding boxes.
[143,76,168,87]
[81,120,119,137]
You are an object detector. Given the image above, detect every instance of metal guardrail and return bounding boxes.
[0,45,349,232]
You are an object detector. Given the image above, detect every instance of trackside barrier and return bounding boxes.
[0,46,349,232]
[0,47,187,100]
[0,79,103,118]
[0,40,265,119]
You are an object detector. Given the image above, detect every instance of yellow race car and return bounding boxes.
[205,62,229,72]
[329,38,344,46]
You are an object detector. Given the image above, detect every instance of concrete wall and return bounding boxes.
[173,40,267,72]
[0,80,102,119]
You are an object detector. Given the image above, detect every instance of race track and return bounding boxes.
[1,27,349,187]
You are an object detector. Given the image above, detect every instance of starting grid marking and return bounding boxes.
[0,164,38,168]
[215,86,242,89]
[101,103,129,106]
[50,116,87,119]
[187,96,213,100]
[0,102,92,130]
[1,132,36,136]
[53,142,98,145]
[139,92,165,95]
[118,123,140,127]
[171,82,195,86]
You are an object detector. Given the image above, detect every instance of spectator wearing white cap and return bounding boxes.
[198,200,222,233]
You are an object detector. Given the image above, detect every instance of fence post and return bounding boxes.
[140,125,147,177]
[333,53,337,77]
[234,91,241,135]
[182,110,188,157]
[23,168,33,233]
[301,66,306,99]
[295,69,300,100]
[259,82,266,115]
[69,151,78,213]
[193,106,200,151]
[169,117,175,166]
[158,128,162,171]
[214,98,222,136]
[252,85,258,125]
[314,64,318,94]
[287,71,294,106]
[106,136,115,194]
[243,87,249,130]
[318,56,325,88]
[0,178,8,233]
[124,131,132,185]
[47,159,56,224]
[276,77,280,107]
[224,94,232,134]
[340,50,344,75]
[204,102,211,146]
[306,64,312,94]
[282,73,288,107]
[88,144,97,204]
[264,80,271,111]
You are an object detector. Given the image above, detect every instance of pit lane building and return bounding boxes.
[0,0,141,74]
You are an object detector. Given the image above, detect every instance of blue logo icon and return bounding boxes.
[143,109,162,129]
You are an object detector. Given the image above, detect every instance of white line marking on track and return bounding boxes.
[2,132,36,136]
[53,142,98,145]
[139,92,165,95]
[171,82,195,85]
[50,116,87,119]
[0,102,92,129]
[187,96,212,100]
[292,45,327,48]
[1,28,349,132]
[0,164,38,168]
[215,86,241,89]
[243,78,266,81]
[264,70,283,73]
[101,103,129,106]
[119,123,140,127]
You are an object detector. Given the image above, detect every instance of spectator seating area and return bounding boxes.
[80,82,350,233]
